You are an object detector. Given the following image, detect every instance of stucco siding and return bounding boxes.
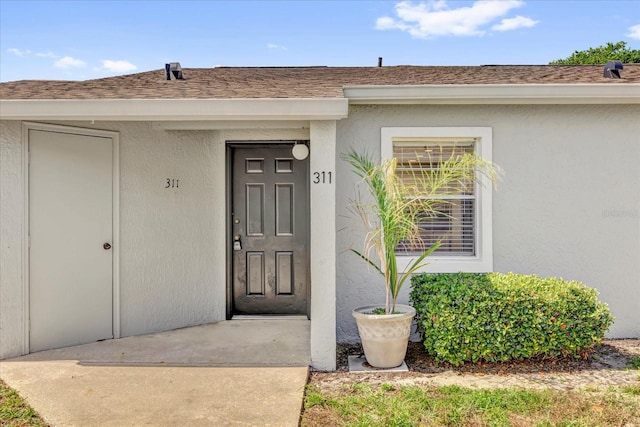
[336,104,640,342]
[115,124,226,335]
[1,121,25,359]
[0,121,228,358]
[0,120,339,366]
[1,103,638,360]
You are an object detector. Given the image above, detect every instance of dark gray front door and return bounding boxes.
[231,144,309,315]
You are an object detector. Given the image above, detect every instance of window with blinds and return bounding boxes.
[393,138,477,257]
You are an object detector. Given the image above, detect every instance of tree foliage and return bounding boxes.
[550,41,640,65]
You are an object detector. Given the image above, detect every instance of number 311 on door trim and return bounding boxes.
[312,171,332,184]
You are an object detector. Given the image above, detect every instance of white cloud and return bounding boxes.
[627,24,640,40]
[35,51,58,58]
[267,43,288,51]
[376,0,537,38]
[8,48,60,59]
[54,56,86,68]
[376,16,410,31]
[492,15,539,31]
[7,48,32,56]
[102,60,137,73]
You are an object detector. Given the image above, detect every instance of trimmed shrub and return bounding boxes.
[409,272,614,365]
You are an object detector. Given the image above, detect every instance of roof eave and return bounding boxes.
[343,84,640,104]
[0,98,350,121]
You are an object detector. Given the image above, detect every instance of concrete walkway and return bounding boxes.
[0,319,310,426]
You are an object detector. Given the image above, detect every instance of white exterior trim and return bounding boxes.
[21,122,121,353]
[112,131,121,340]
[21,125,29,354]
[345,84,640,104]
[152,120,309,131]
[0,98,349,121]
[381,126,494,273]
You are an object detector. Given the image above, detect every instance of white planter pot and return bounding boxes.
[352,304,416,368]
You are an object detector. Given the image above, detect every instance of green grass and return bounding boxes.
[0,380,48,427]
[621,385,640,396]
[629,356,640,369]
[302,383,640,427]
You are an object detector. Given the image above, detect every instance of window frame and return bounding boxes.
[381,127,494,273]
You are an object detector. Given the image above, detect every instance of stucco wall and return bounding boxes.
[1,121,25,358]
[0,120,332,363]
[2,103,638,359]
[335,104,640,342]
[118,124,227,335]
[1,121,229,358]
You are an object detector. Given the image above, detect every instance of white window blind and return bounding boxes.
[393,138,477,257]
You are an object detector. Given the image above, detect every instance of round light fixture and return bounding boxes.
[292,143,309,160]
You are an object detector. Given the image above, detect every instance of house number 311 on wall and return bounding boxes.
[165,178,179,188]
[312,171,332,184]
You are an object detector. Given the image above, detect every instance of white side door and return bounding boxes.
[29,129,113,352]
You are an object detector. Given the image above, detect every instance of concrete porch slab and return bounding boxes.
[5,318,311,367]
[0,320,311,426]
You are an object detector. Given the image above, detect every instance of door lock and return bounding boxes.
[233,234,242,251]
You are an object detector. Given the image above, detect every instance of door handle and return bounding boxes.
[233,235,242,251]
[103,243,112,250]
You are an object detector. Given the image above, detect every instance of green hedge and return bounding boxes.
[409,272,614,365]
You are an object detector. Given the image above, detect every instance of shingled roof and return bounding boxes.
[2,65,640,100]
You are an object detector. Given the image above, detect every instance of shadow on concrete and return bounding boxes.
[3,319,311,367]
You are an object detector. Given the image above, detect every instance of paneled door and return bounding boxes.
[29,129,113,352]
[231,144,309,315]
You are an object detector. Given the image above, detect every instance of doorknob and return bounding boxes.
[233,235,242,251]
[103,243,112,250]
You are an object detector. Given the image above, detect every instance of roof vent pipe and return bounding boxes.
[603,60,623,79]
[378,57,383,67]
[165,62,184,80]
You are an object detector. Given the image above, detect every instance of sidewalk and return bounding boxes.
[0,320,310,426]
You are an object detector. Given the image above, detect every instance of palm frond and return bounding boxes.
[344,147,500,315]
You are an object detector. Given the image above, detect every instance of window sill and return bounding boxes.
[396,255,493,274]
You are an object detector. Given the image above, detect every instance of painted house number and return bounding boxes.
[165,178,179,188]
[312,171,332,184]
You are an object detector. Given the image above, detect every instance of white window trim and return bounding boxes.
[381,127,493,273]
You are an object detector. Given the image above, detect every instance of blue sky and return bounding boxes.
[1,0,639,82]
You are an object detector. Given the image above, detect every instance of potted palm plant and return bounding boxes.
[345,148,500,368]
